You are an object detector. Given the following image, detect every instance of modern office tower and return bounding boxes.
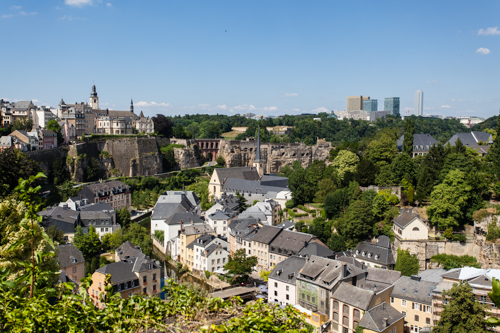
[347,96,363,111]
[415,90,423,116]
[384,97,400,116]
[363,99,378,112]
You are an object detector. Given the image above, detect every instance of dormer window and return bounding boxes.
[362,252,365,256]
[355,250,359,255]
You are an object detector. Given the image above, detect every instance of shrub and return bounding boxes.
[285,200,296,209]
[431,254,480,270]
[487,222,500,242]
[205,271,212,279]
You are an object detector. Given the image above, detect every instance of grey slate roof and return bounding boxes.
[298,242,335,259]
[260,175,288,188]
[358,302,404,332]
[186,233,216,249]
[269,230,317,256]
[78,181,130,201]
[332,282,375,310]
[252,225,282,245]
[353,240,395,266]
[39,206,81,234]
[269,256,306,286]
[365,267,401,285]
[165,212,204,226]
[208,211,230,220]
[182,223,214,236]
[96,261,140,285]
[228,217,261,237]
[57,244,84,268]
[393,210,420,229]
[116,241,142,261]
[80,210,112,223]
[335,256,365,269]
[397,134,438,151]
[391,276,437,305]
[299,256,365,287]
[80,202,114,212]
[447,131,493,146]
[417,268,446,283]
[204,242,228,257]
[152,192,199,220]
[163,190,200,207]
[276,220,295,230]
[215,167,260,182]
[222,178,288,195]
[0,136,13,148]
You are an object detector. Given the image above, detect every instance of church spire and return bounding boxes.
[130,98,134,113]
[90,83,97,97]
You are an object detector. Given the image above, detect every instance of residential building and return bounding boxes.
[384,97,400,116]
[78,181,131,211]
[456,116,485,128]
[80,210,120,239]
[347,96,364,111]
[57,244,85,284]
[332,282,397,333]
[96,115,134,135]
[432,267,500,329]
[228,217,262,255]
[59,102,96,136]
[268,256,306,306]
[38,206,82,242]
[392,208,429,241]
[253,200,281,225]
[27,130,43,150]
[265,190,293,210]
[351,236,395,269]
[59,119,76,144]
[40,129,58,149]
[32,106,56,128]
[206,211,231,239]
[179,224,216,267]
[134,111,155,133]
[396,134,438,157]
[415,90,423,116]
[89,241,161,308]
[252,225,283,271]
[187,234,229,273]
[9,130,38,151]
[446,131,493,147]
[364,99,378,112]
[298,241,335,259]
[0,136,14,152]
[268,230,327,267]
[390,275,437,332]
[358,301,405,333]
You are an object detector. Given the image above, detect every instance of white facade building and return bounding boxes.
[415,90,423,116]
[206,211,231,239]
[267,256,306,307]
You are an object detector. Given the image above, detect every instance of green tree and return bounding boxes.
[46,119,64,144]
[173,124,188,139]
[415,166,435,202]
[336,192,376,248]
[364,130,398,167]
[427,169,485,230]
[288,164,315,205]
[394,249,419,276]
[403,118,415,157]
[332,150,359,181]
[488,115,500,180]
[73,225,101,263]
[430,254,481,270]
[46,225,66,245]
[326,233,346,252]
[216,155,225,167]
[355,158,378,186]
[11,117,33,132]
[0,148,42,198]
[324,188,350,219]
[85,157,102,182]
[259,269,271,282]
[117,207,131,229]
[99,255,110,267]
[101,229,124,252]
[186,178,213,211]
[314,178,337,203]
[224,249,258,277]
[433,281,492,333]
[50,157,69,185]
[390,153,416,185]
[122,223,153,257]
[307,217,332,244]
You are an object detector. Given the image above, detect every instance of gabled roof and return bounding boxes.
[38,206,80,234]
[96,261,139,285]
[332,282,375,310]
[165,212,204,226]
[358,302,404,333]
[260,175,288,187]
[396,134,438,150]
[252,225,282,245]
[298,256,365,287]
[208,211,230,220]
[447,131,493,146]
[214,167,260,182]
[269,230,317,256]
[353,240,395,266]
[0,136,13,147]
[222,178,288,195]
[269,256,306,285]
[181,223,214,236]
[57,244,84,268]
[391,276,437,305]
[417,268,446,283]
[115,241,142,261]
[80,202,114,212]
[393,210,421,229]
[298,242,335,259]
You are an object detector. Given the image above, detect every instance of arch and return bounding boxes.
[412,227,420,231]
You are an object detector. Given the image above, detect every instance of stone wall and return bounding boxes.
[218,140,332,173]
[173,146,202,169]
[26,147,70,175]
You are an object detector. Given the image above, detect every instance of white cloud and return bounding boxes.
[135,101,170,107]
[263,106,278,111]
[106,2,112,6]
[292,108,300,112]
[312,107,329,113]
[426,80,441,86]
[280,93,298,97]
[230,104,256,113]
[2,14,13,18]
[476,47,491,55]
[215,105,227,110]
[65,0,92,7]
[60,15,86,20]
[424,107,435,110]
[478,27,500,36]
[19,11,37,16]
[441,105,452,108]
[10,5,22,10]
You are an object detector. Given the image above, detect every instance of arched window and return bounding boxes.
[412,227,420,231]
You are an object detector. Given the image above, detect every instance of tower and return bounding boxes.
[89,83,99,110]
[347,96,363,111]
[415,90,423,116]
[384,97,400,116]
[130,98,134,113]
[253,126,264,177]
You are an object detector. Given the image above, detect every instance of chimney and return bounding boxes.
[399,208,403,214]
[409,208,413,214]
[411,275,422,282]
[382,318,388,328]
[342,263,348,277]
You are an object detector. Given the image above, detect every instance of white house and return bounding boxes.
[392,208,429,240]
[206,211,231,239]
[267,256,306,307]
[190,235,230,273]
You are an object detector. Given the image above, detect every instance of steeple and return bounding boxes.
[90,83,97,98]
[139,110,144,118]
[89,82,99,109]
[130,98,134,113]
[254,126,262,163]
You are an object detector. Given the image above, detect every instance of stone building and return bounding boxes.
[78,180,131,211]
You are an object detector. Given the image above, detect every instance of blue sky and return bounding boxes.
[1,0,499,118]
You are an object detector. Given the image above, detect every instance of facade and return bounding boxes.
[392,209,429,241]
[390,275,437,332]
[415,90,423,116]
[206,211,231,239]
[351,236,395,269]
[358,302,405,333]
[9,130,38,151]
[0,136,14,152]
[57,244,85,284]
[268,256,306,307]
[179,224,216,268]
[208,166,261,199]
[40,129,58,149]
[364,99,378,112]
[60,120,76,144]
[347,96,364,111]
[269,230,326,268]
[80,210,120,239]
[134,113,155,133]
[188,234,229,273]
[396,134,438,157]
[252,225,283,271]
[384,97,400,116]
[96,115,134,135]
[78,181,131,211]
[90,242,161,308]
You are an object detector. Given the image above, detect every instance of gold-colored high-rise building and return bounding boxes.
[346,96,369,111]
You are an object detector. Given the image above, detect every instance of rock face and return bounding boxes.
[218,140,332,173]
[173,146,202,169]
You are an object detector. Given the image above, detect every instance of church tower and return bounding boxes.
[130,98,134,113]
[252,126,264,178]
[89,83,99,109]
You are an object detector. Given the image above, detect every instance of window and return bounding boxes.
[286,294,289,300]
[312,297,316,303]
[402,299,407,307]
[307,295,310,301]
[321,289,325,296]
[333,312,339,322]
[302,293,305,299]
[353,309,360,319]
[333,301,339,310]
[99,282,102,289]
[321,300,324,306]
[413,302,420,310]
[424,305,431,313]
[402,311,406,318]
[274,291,278,296]
[414,315,419,322]
[153,273,156,281]
[275,282,278,288]
[353,321,359,329]
[143,287,147,293]
[286,285,289,291]
[413,227,420,231]
[143,276,147,283]
[342,316,349,326]
[480,295,487,302]
[128,292,132,297]
[343,304,349,316]
[72,267,77,273]
[426,317,431,325]
[391,297,395,303]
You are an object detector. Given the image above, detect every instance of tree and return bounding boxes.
[259,269,271,282]
[46,225,66,245]
[433,281,492,333]
[224,249,258,277]
[415,166,435,202]
[0,148,41,198]
[73,225,101,263]
[50,157,70,185]
[390,153,416,185]
[11,117,33,132]
[308,217,332,244]
[173,124,188,139]
[186,178,213,211]
[430,254,480,270]
[101,229,124,252]
[403,118,415,157]
[427,169,485,230]
[288,164,315,205]
[117,207,131,229]
[122,223,153,257]
[326,233,346,252]
[324,186,353,219]
[394,249,419,276]
[216,155,225,167]
[314,178,337,203]
[488,114,500,180]
[355,158,378,186]
[153,114,173,137]
[364,130,398,167]
[332,150,359,181]
[46,119,64,144]
[85,157,102,182]
[336,193,376,248]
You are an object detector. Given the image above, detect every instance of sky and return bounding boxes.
[1,0,499,118]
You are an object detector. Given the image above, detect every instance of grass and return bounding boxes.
[160,143,185,154]
[221,130,240,139]
[298,219,314,225]
[307,203,324,209]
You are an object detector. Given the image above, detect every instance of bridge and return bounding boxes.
[210,286,258,300]
[195,139,220,161]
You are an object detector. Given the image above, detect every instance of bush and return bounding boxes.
[285,200,296,209]
[292,209,297,213]
[205,271,212,279]
[431,254,480,270]
[452,233,467,242]
[487,222,500,242]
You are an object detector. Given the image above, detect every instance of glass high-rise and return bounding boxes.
[363,99,378,112]
[415,90,423,116]
[384,97,400,116]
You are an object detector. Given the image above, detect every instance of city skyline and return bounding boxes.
[0,0,499,118]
